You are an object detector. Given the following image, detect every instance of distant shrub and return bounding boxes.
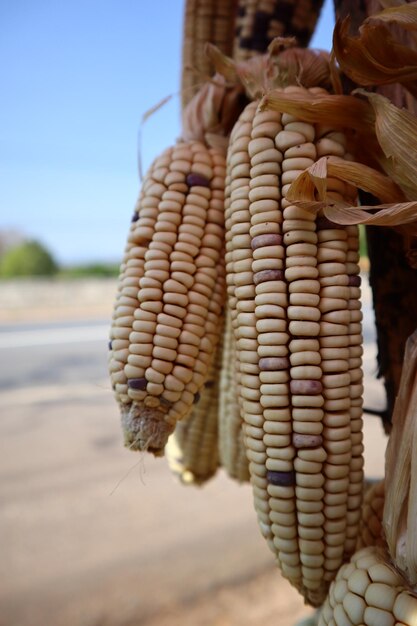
[0,240,59,277]
[59,263,119,278]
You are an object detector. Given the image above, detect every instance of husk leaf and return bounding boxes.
[260,90,374,134]
[368,1,417,32]
[286,156,417,233]
[384,329,417,586]
[333,16,417,98]
[206,39,333,100]
[357,90,417,200]
[181,74,243,151]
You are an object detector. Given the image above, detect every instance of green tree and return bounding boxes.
[0,240,59,277]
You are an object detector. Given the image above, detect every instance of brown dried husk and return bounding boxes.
[333,13,417,98]
[262,86,417,201]
[384,329,417,587]
[206,38,333,100]
[357,90,417,200]
[285,156,417,235]
[181,73,244,152]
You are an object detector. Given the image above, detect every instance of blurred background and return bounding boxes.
[1,1,388,625]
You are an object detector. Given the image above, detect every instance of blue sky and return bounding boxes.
[1,0,334,265]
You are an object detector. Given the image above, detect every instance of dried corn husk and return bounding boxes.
[282,155,417,241]
[357,90,417,201]
[384,329,417,586]
[332,11,417,98]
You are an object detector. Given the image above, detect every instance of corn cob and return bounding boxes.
[319,546,417,626]
[225,84,363,606]
[182,0,237,109]
[165,331,223,484]
[109,140,226,455]
[218,306,250,482]
[234,0,324,62]
[357,480,385,551]
[181,0,324,109]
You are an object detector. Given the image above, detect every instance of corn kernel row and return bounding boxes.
[166,333,223,484]
[233,0,325,62]
[225,86,364,605]
[109,141,226,454]
[219,307,251,482]
[319,546,417,626]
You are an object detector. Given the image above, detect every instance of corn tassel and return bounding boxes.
[109,141,226,455]
[319,546,417,626]
[225,85,363,606]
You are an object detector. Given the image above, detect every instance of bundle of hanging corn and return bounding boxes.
[109,0,417,622]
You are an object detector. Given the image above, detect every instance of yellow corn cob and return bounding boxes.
[182,0,236,109]
[357,480,385,551]
[109,140,226,455]
[225,85,363,606]
[319,546,417,626]
[218,306,250,482]
[181,0,324,109]
[165,319,224,484]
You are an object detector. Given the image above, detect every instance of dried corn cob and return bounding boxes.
[182,0,236,109]
[225,82,363,605]
[109,140,226,455]
[233,0,324,62]
[319,546,417,626]
[357,480,385,550]
[218,306,250,482]
[181,0,324,109]
[165,331,223,484]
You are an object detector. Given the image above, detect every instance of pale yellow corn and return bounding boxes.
[319,546,417,626]
[225,86,363,606]
[165,323,224,484]
[218,306,250,482]
[109,141,226,455]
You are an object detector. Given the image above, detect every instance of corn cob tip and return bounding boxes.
[122,404,174,455]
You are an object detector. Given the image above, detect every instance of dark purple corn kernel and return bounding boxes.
[259,356,290,371]
[186,173,210,188]
[267,470,296,486]
[127,377,147,390]
[251,233,283,250]
[290,379,323,395]
[131,212,139,223]
[108,340,113,350]
[193,392,201,404]
[253,269,284,285]
[316,216,345,230]
[292,433,323,449]
[348,274,361,287]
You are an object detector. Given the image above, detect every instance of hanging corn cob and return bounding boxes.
[319,546,417,626]
[234,0,324,62]
[165,330,223,484]
[181,0,324,109]
[357,480,385,551]
[222,44,365,605]
[182,0,236,108]
[109,77,245,456]
[218,306,250,482]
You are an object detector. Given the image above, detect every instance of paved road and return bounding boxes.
[0,283,387,626]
